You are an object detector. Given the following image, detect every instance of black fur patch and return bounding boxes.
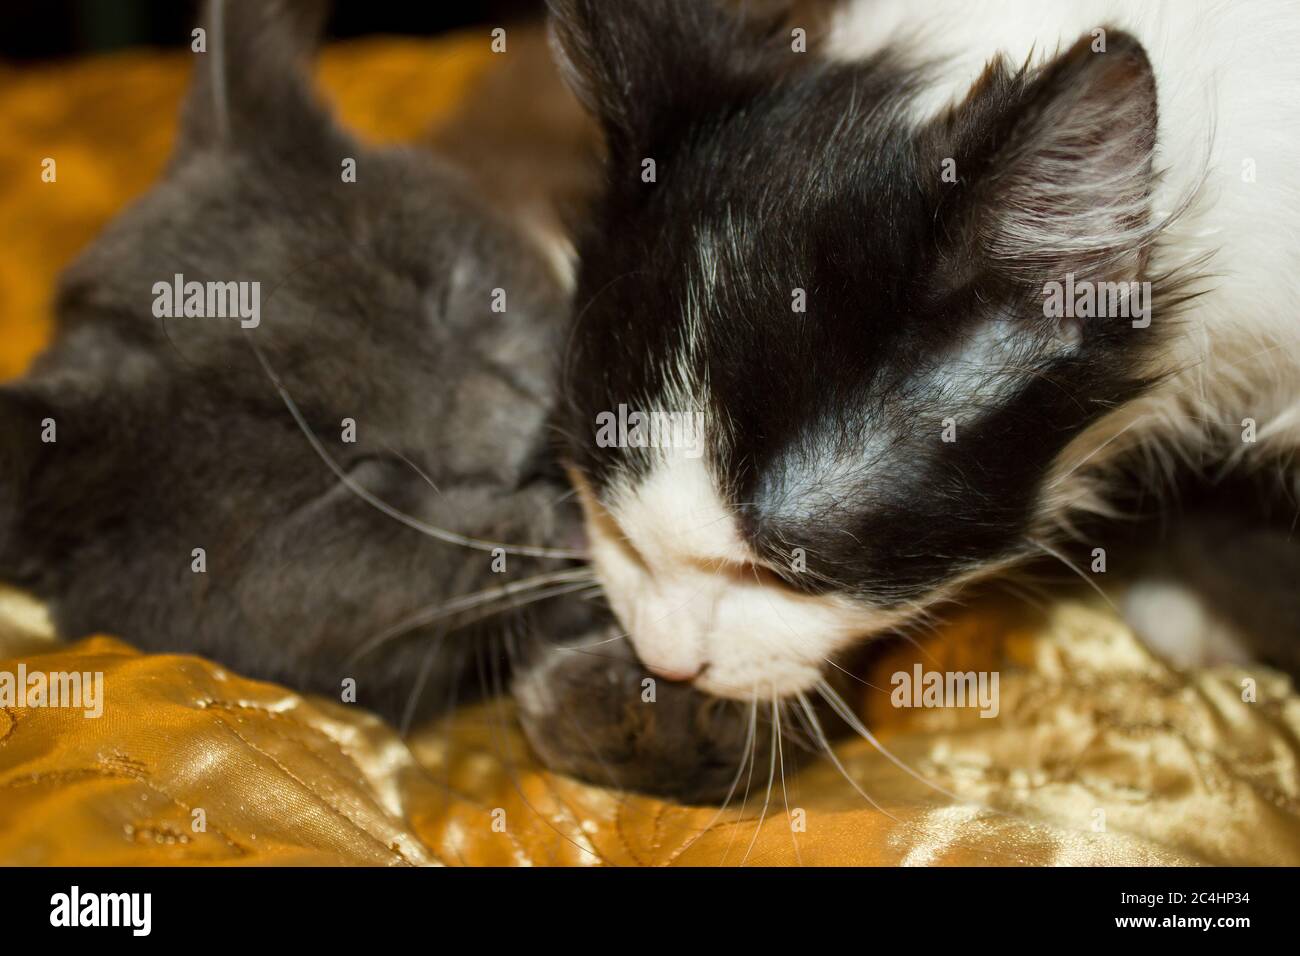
[553,0,1180,606]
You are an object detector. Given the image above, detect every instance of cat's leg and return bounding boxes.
[1121,579,1255,669]
[512,625,772,804]
[513,620,868,804]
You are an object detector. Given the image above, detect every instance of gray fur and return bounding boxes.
[0,0,593,721]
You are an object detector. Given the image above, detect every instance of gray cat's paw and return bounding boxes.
[513,630,767,805]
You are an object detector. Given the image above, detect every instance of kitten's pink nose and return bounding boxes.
[629,617,709,682]
[644,659,708,683]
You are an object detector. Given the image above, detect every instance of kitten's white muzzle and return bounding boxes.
[570,458,897,699]
[608,562,881,699]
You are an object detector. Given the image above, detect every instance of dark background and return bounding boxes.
[0,1,543,61]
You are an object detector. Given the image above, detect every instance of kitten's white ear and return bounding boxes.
[173,0,346,164]
[946,31,1160,285]
[546,0,764,154]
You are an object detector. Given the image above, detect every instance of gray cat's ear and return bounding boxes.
[940,31,1160,285]
[546,0,770,155]
[172,0,344,163]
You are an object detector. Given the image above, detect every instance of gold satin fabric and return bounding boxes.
[2,36,1298,866]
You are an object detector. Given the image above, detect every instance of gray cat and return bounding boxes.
[0,0,771,804]
[0,0,566,710]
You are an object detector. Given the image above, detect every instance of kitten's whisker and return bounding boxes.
[815,679,969,806]
[795,690,901,824]
[774,697,802,866]
[577,585,606,602]
[884,604,945,668]
[719,695,761,865]
[815,685,1098,862]
[1025,536,1120,613]
[741,698,779,867]
[666,696,759,864]
[385,444,595,564]
[823,657,888,693]
[1049,417,1145,488]
[461,581,598,623]
[994,577,1053,614]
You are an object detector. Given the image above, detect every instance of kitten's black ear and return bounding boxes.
[546,0,766,153]
[939,31,1160,285]
[173,0,343,164]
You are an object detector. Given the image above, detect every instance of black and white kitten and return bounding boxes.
[544,0,1300,702]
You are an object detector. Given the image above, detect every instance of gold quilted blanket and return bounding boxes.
[1,35,1297,866]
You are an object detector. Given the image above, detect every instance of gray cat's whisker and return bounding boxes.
[398,627,445,738]
[384,445,595,569]
[553,629,629,652]
[347,570,596,665]
[247,339,589,561]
